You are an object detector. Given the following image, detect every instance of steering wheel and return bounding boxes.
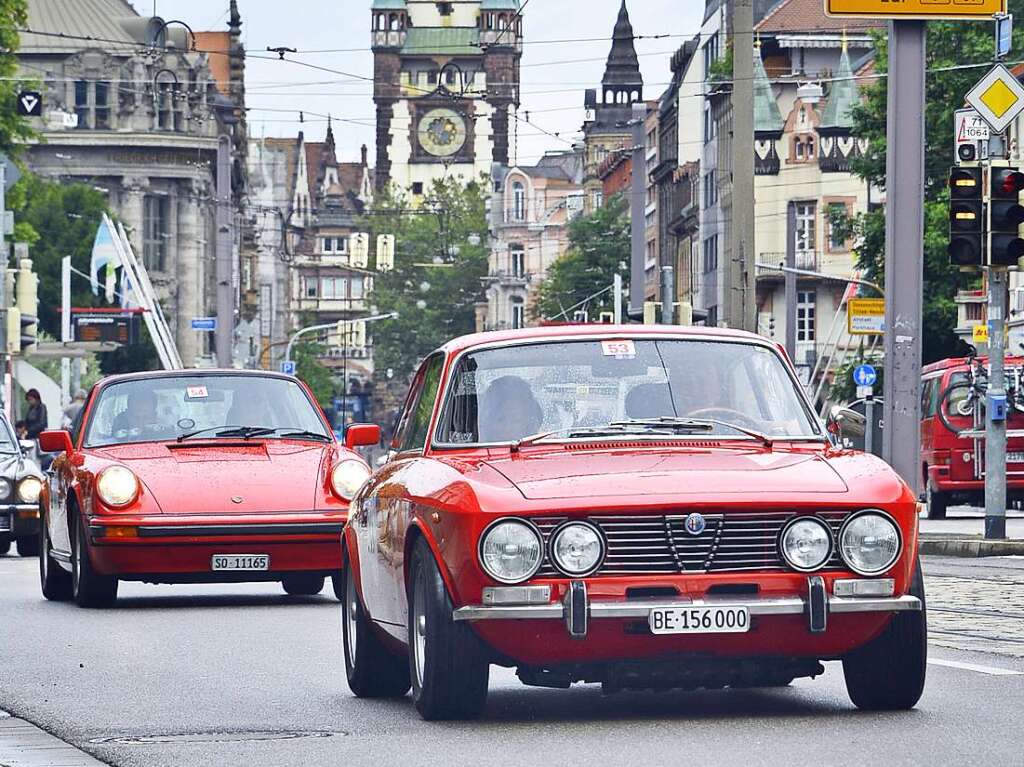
[686,407,766,432]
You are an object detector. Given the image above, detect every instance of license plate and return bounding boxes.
[211,554,269,571]
[1008,452,1024,463]
[648,606,750,635]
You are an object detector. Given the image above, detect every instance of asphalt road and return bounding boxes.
[1,553,1023,767]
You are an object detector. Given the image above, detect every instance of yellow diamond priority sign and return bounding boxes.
[966,65,1024,134]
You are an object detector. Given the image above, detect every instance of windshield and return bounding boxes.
[435,338,821,446]
[84,375,330,447]
[0,414,16,454]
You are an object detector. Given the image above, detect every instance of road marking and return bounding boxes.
[928,657,1024,676]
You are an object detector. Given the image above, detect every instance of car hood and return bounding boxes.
[0,451,32,478]
[89,441,333,513]
[481,446,849,500]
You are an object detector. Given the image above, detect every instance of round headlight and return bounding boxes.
[96,466,139,508]
[479,519,543,584]
[551,521,605,576]
[331,460,370,500]
[839,511,901,576]
[17,476,42,504]
[779,516,833,572]
[0,478,12,500]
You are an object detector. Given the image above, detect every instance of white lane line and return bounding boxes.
[928,658,1024,676]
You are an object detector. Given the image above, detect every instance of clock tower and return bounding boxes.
[371,0,522,194]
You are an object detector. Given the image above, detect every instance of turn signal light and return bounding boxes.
[102,526,138,539]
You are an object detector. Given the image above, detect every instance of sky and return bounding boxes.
[141,0,706,166]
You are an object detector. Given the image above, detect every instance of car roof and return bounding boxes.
[436,324,768,356]
[922,355,1024,376]
[94,368,297,389]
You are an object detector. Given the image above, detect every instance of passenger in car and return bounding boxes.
[479,375,544,443]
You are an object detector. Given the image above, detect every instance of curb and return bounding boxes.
[920,534,1024,557]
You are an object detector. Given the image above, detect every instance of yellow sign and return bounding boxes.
[981,79,1017,118]
[825,0,1006,19]
[973,324,989,343]
[965,64,1024,134]
[847,297,885,336]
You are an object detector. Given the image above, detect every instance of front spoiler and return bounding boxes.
[453,578,922,638]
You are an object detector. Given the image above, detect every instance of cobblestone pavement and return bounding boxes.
[923,555,1024,658]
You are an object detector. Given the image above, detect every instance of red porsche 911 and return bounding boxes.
[37,370,379,608]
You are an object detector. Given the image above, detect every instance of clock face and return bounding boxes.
[417,108,468,157]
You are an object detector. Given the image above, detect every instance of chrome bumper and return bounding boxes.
[452,578,922,638]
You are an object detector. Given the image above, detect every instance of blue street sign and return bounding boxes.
[280,360,296,375]
[853,364,877,388]
[191,317,217,332]
[997,14,1013,59]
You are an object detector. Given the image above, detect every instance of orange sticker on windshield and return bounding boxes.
[186,386,208,399]
[601,339,635,358]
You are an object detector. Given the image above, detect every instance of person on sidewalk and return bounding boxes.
[23,389,47,440]
[62,389,87,429]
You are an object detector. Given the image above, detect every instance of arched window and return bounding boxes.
[512,182,526,221]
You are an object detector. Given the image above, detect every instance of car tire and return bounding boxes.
[39,516,72,602]
[281,574,325,596]
[341,551,410,698]
[407,538,489,721]
[17,535,39,557]
[843,559,927,710]
[0,534,10,556]
[925,482,948,520]
[71,515,118,608]
[331,572,344,601]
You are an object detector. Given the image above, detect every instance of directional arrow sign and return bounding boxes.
[16,91,41,117]
[965,64,1024,134]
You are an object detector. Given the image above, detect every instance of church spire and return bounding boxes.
[819,43,858,130]
[753,40,783,136]
[601,0,642,102]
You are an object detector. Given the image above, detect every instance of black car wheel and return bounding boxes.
[407,538,489,721]
[843,559,927,710]
[281,574,325,596]
[71,515,118,608]
[340,551,410,698]
[925,481,949,520]
[0,534,9,556]
[39,515,72,601]
[17,535,39,557]
[331,572,344,602]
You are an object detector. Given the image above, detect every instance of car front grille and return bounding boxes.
[532,511,850,576]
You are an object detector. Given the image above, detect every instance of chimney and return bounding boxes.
[361,144,368,167]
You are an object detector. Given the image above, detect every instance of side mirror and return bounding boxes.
[38,430,73,455]
[345,423,381,449]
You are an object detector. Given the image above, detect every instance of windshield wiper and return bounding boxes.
[176,425,274,442]
[512,421,715,452]
[612,417,774,449]
[268,428,332,443]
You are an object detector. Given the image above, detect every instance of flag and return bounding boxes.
[119,267,139,310]
[89,216,119,301]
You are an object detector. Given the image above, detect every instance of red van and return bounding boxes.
[920,355,1024,518]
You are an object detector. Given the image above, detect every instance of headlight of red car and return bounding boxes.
[331,459,370,500]
[96,466,140,508]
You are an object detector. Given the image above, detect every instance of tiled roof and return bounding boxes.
[755,0,880,33]
[820,45,859,130]
[402,27,480,56]
[754,46,784,135]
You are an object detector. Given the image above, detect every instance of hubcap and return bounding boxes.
[412,572,428,688]
[345,571,358,666]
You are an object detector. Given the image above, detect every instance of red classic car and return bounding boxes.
[340,326,926,720]
[36,369,379,608]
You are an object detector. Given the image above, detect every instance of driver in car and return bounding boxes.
[111,391,160,438]
[478,375,544,443]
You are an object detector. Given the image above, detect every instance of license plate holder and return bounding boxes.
[648,605,751,635]
[211,554,270,571]
[1008,452,1024,463]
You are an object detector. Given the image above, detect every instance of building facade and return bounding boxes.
[371,0,522,195]
[18,0,247,368]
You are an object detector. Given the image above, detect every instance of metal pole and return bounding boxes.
[0,163,7,418]
[731,0,756,332]
[629,103,647,317]
[865,396,875,456]
[881,20,926,495]
[613,272,623,324]
[661,265,675,325]
[215,134,233,368]
[60,256,71,408]
[986,268,1008,539]
[785,201,797,362]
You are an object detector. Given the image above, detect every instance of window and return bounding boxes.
[351,276,364,299]
[797,290,816,342]
[510,244,525,277]
[828,202,847,250]
[702,234,718,274]
[396,354,444,452]
[437,1,453,15]
[412,182,424,196]
[445,69,457,86]
[703,32,720,78]
[703,103,715,144]
[512,182,526,221]
[591,190,604,210]
[511,297,525,329]
[142,195,169,272]
[427,69,439,86]
[320,276,348,299]
[304,276,318,298]
[95,81,110,129]
[321,237,333,254]
[702,170,717,209]
[966,302,983,321]
[795,202,816,252]
[74,81,88,129]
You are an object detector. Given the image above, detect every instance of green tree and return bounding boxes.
[362,178,489,379]
[532,193,629,321]
[837,13,1024,363]
[0,0,34,160]
[294,339,335,410]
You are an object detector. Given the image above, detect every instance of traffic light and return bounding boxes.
[5,307,18,354]
[15,259,37,353]
[989,167,1024,266]
[376,234,394,272]
[948,166,984,267]
[350,233,369,268]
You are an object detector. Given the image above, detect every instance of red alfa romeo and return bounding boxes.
[37,369,379,608]
[340,325,925,719]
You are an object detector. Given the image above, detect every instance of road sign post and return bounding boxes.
[986,268,1008,540]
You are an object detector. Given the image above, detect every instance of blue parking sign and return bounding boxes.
[280,360,296,375]
[853,364,877,388]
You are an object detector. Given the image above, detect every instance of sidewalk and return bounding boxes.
[919,508,1024,557]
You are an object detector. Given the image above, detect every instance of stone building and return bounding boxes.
[371,0,522,195]
[18,0,247,368]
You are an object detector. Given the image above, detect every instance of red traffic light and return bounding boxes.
[991,167,1024,198]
